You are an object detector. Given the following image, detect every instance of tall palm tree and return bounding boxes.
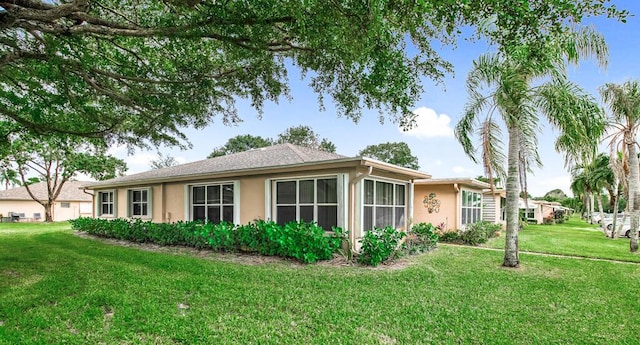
[600,80,640,252]
[456,27,608,267]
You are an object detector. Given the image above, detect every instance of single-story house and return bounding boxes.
[520,199,566,224]
[412,178,491,231]
[83,144,431,248]
[0,181,92,222]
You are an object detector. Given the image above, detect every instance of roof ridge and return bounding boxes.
[286,143,311,161]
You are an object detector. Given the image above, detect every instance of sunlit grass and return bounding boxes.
[485,216,640,262]
[1,224,640,343]
[0,221,72,235]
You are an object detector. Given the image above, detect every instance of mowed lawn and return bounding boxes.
[1,222,640,344]
[485,216,640,263]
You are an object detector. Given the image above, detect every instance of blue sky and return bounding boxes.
[112,1,640,197]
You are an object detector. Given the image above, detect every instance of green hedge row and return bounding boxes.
[70,217,345,264]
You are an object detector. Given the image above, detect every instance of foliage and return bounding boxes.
[149,153,179,169]
[458,221,502,245]
[0,1,626,147]
[455,26,610,267]
[208,135,273,158]
[543,217,556,225]
[358,226,406,266]
[276,125,336,152]
[438,231,461,243]
[3,134,126,221]
[358,142,419,170]
[404,222,439,254]
[69,217,343,264]
[544,189,568,200]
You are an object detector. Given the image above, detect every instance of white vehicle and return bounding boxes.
[605,219,639,238]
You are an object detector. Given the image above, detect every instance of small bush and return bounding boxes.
[359,226,406,267]
[405,222,439,254]
[459,221,503,246]
[438,231,460,243]
[542,216,555,225]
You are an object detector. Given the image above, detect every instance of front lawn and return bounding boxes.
[1,225,640,343]
[0,221,72,235]
[485,216,640,263]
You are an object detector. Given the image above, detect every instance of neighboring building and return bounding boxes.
[520,199,567,224]
[483,189,506,225]
[0,181,92,222]
[83,144,430,248]
[413,178,490,231]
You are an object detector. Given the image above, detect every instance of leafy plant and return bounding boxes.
[359,226,406,267]
[438,231,461,243]
[405,222,439,254]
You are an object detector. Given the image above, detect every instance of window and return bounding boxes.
[461,190,482,225]
[274,177,338,230]
[362,179,406,232]
[97,191,114,216]
[128,189,150,217]
[191,183,234,223]
[60,202,70,208]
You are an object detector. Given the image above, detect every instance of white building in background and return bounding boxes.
[0,181,92,222]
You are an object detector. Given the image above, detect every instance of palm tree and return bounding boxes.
[456,27,608,267]
[600,80,640,252]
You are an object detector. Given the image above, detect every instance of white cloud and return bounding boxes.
[107,145,188,174]
[401,107,454,139]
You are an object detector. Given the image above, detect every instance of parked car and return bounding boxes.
[605,220,640,238]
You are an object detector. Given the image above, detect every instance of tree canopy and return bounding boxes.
[276,125,335,153]
[358,142,419,170]
[208,134,273,158]
[149,153,179,169]
[3,133,127,221]
[0,1,627,151]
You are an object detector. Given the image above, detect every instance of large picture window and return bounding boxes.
[362,179,406,231]
[275,177,338,230]
[461,190,482,225]
[191,183,234,223]
[128,189,150,217]
[98,191,114,216]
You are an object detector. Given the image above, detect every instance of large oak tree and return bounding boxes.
[0,1,627,150]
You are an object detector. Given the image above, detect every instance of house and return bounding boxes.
[520,199,567,224]
[0,181,92,222]
[412,178,491,231]
[83,144,431,248]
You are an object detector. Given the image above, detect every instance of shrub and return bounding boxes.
[542,216,555,225]
[459,221,503,246]
[70,217,343,264]
[438,231,460,243]
[405,222,439,254]
[359,226,406,267]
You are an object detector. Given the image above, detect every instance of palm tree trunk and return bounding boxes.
[504,125,520,268]
[596,192,605,227]
[627,141,639,252]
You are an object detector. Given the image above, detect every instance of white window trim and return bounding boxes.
[460,188,483,227]
[360,177,409,236]
[270,174,343,229]
[96,189,117,218]
[186,181,239,223]
[127,187,153,219]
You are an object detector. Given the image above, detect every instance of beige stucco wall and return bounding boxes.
[413,184,458,231]
[0,200,91,221]
[90,166,420,250]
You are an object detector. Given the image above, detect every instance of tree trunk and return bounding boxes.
[596,193,605,228]
[627,140,639,252]
[610,185,620,238]
[43,203,53,222]
[503,125,520,268]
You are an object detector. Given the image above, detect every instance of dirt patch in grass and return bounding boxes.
[74,232,414,270]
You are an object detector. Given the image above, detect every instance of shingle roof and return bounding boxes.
[0,181,92,201]
[89,143,348,187]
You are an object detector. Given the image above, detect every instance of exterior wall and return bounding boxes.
[483,193,505,225]
[0,200,91,221]
[90,166,419,251]
[413,184,458,231]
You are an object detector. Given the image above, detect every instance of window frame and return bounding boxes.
[97,190,116,218]
[127,187,152,218]
[188,181,238,223]
[60,202,71,209]
[461,189,483,226]
[272,175,340,231]
[361,177,408,235]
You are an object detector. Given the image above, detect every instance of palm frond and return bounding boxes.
[477,118,506,186]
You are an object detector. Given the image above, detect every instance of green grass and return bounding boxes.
[0,221,72,235]
[1,223,640,344]
[485,216,640,263]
